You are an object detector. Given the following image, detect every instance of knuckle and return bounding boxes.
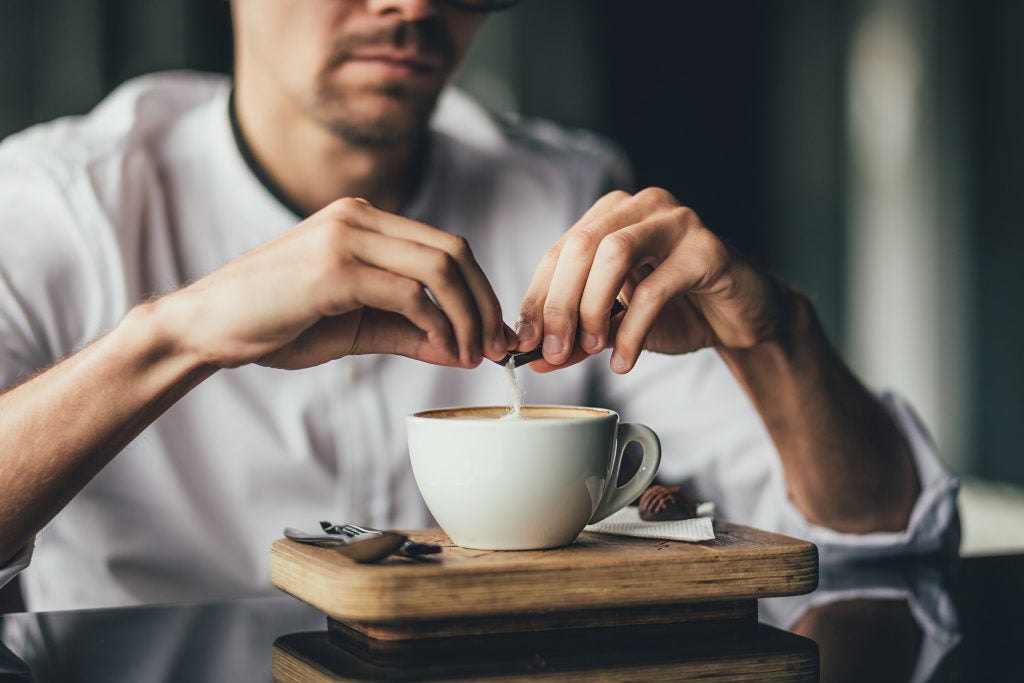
[737,329,761,348]
[518,297,539,319]
[328,196,367,221]
[542,242,563,264]
[598,231,638,265]
[670,205,697,226]
[637,186,678,207]
[446,233,472,261]
[319,219,352,253]
[542,299,562,314]
[632,280,665,306]
[542,297,577,327]
[517,304,540,334]
[600,189,633,204]
[562,229,600,259]
[695,228,729,264]
[542,299,569,319]
[431,251,459,280]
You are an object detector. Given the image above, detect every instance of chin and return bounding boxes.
[314,85,439,146]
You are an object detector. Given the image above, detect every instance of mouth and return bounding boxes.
[344,52,444,77]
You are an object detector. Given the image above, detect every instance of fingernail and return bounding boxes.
[544,334,563,357]
[581,332,599,351]
[492,336,506,355]
[518,321,535,342]
[612,353,629,372]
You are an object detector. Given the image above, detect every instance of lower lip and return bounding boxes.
[345,58,437,80]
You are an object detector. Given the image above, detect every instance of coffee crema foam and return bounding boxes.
[416,406,609,420]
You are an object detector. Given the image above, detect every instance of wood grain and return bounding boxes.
[270,522,817,626]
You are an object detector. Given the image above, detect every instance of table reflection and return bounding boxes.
[274,620,816,681]
[762,563,959,683]
[0,558,979,682]
[0,596,323,682]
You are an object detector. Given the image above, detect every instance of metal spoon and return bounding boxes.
[283,527,406,563]
[323,521,441,558]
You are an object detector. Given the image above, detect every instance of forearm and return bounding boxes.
[0,300,214,564]
[717,288,919,533]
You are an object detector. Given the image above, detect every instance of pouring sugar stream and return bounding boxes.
[501,358,525,420]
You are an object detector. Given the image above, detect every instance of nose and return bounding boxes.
[365,0,439,22]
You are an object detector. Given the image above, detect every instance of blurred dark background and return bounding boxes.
[0,0,1022,600]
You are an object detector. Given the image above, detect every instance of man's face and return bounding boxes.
[234,0,485,146]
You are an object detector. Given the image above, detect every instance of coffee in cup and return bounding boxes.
[407,405,661,550]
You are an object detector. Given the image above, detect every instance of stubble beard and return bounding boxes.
[310,81,441,147]
[309,21,454,148]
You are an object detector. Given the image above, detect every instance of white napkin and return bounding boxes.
[584,505,715,542]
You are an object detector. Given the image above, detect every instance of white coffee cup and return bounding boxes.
[407,405,661,550]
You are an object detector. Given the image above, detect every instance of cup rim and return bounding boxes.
[408,404,617,423]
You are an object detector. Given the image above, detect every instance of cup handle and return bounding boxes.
[587,423,662,524]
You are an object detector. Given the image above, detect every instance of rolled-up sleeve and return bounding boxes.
[596,350,960,560]
[777,391,960,562]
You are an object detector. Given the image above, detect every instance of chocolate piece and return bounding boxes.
[638,485,698,521]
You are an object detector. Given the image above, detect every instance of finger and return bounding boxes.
[583,189,636,219]
[610,256,707,373]
[428,233,506,362]
[515,191,633,353]
[516,243,559,352]
[526,314,624,374]
[352,310,466,367]
[338,200,509,361]
[346,226,483,366]
[537,191,682,365]
[540,226,607,364]
[333,264,461,366]
[578,219,678,355]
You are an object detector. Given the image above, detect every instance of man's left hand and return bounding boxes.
[516,188,784,373]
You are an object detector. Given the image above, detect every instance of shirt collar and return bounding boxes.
[227,90,308,221]
[220,85,504,227]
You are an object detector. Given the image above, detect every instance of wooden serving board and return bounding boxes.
[270,522,817,641]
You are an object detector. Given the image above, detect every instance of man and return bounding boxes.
[0,0,956,611]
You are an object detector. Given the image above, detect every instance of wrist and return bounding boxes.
[118,297,216,383]
[719,280,816,368]
[761,277,813,355]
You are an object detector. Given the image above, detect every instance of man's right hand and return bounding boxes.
[161,197,514,371]
[0,197,515,566]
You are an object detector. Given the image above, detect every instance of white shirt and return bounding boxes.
[0,73,959,612]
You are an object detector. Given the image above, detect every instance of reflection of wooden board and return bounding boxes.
[272,621,819,682]
[270,522,817,642]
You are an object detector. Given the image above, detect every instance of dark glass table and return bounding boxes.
[1,554,1019,681]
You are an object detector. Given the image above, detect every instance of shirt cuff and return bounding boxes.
[778,391,960,562]
[0,537,34,592]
